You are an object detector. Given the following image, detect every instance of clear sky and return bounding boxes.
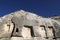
[0,0,60,17]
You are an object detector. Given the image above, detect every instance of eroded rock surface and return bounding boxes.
[0,10,60,40]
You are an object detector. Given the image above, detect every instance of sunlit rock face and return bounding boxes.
[0,10,60,40]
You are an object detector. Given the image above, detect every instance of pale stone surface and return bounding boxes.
[39,26,46,37]
[11,37,23,40]
[0,10,60,40]
[47,27,54,38]
[33,26,46,37]
[21,27,31,38]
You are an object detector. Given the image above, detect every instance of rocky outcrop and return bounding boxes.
[0,10,60,40]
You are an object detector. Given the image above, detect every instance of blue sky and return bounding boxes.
[0,0,60,17]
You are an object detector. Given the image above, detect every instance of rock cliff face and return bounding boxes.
[0,10,60,40]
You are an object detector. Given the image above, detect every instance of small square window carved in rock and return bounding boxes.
[21,26,31,38]
[47,26,55,38]
[39,25,46,37]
